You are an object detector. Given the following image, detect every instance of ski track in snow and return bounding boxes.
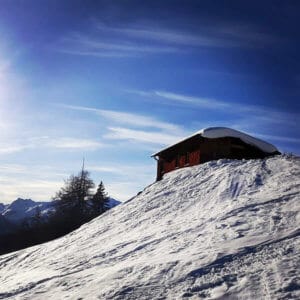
[0,155,299,299]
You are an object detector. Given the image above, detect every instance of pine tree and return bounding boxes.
[53,169,94,205]
[92,181,109,216]
[52,163,95,226]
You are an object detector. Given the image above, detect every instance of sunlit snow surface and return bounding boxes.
[0,155,299,299]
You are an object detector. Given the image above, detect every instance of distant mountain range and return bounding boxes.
[0,197,120,236]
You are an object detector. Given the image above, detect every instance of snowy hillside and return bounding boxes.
[0,155,299,299]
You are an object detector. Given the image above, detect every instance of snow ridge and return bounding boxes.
[0,155,299,299]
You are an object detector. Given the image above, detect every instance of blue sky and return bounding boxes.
[0,0,299,203]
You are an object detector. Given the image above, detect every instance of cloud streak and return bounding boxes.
[95,23,232,48]
[0,145,31,155]
[60,104,182,131]
[128,89,300,127]
[104,127,183,145]
[59,99,300,154]
[59,104,190,148]
[154,90,230,109]
[0,177,63,202]
[56,21,280,58]
[46,137,104,150]
[0,163,72,202]
[0,137,104,156]
[56,31,181,58]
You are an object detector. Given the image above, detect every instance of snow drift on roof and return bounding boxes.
[152,127,278,156]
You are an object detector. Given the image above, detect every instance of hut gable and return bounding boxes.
[152,127,280,180]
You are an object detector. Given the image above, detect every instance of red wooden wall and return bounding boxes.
[189,149,200,166]
[179,155,186,167]
[160,149,201,178]
[164,160,176,173]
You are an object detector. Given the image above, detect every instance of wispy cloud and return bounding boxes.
[127,89,238,109]
[0,177,62,202]
[46,137,104,150]
[56,49,131,58]
[59,100,299,153]
[128,89,300,127]
[95,23,231,48]
[154,90,230,109]
[60,104,181,131]
[0,137,104,156]
[0,144,32,155]
[0,163,72,202]
[66,32,179,52]
[104,127,183,145]
[110,23,281,47]
[127,89,233,110]
[56,31,181,58]
[59,104,189,147]
[0,163,69,177]
[56,21,280,58]
[253,133,300,144]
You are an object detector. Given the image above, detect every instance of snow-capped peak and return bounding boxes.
[0,198,52,224]
[7,198,36,210]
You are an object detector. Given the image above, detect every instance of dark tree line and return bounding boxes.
[0,167,110,255]
[51,167,110,235]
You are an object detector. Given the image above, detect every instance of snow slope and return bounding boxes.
[0,155,299,299]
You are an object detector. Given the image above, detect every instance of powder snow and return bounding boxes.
[0,155,299,299]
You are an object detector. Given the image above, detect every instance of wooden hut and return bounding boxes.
[152,127,280,180]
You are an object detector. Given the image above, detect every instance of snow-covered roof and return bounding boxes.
[152,127,279,156]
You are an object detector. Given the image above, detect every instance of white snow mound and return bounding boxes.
[0,155,299,299]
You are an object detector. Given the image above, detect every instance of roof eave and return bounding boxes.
[151,133,202,157]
